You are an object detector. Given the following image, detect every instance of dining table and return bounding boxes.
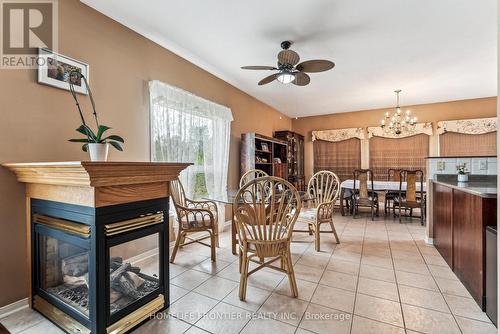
[339,180,427,216]
[204,190,313,255]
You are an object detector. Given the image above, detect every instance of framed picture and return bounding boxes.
[261,143,269,152]
[38,48,89,94]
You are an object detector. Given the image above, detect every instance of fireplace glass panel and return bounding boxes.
[39,235,90,316]
[109,233,160,315]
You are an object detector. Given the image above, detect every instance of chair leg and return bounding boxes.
[239,249,243,273]
[399,206,402,223]
[329,221,340,244]
[370,203,374,221]
[285,251,298,297]
[214,220,220,248]
[239,253,250,301]
[209,230,216,262]
[170,231,183,263]
[315,224,321,252]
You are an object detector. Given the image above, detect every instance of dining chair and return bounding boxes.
[169,178,219,263]
[352,169,379,220]
[296,171,341,251]
[384,168,403,216]
[233,176,301,300]
[239,169,269,188]
[393,170,425,225]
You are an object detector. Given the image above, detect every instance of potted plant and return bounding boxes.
[68,71,124,161]
[456,163,469,182]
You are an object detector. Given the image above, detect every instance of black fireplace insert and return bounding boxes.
[31,197,169,334]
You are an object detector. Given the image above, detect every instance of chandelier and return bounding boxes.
[380,90,417,135]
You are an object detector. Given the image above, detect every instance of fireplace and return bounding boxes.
[31,197,169,334]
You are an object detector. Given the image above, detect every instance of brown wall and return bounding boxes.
[0,0,290,307]
[292,97,497,179]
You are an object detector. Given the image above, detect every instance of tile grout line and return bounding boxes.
[348,217,368,334]
[385,218,410,333]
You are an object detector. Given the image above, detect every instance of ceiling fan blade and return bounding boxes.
[292,72,310,86]
[278,50,300,66]
[258,73,279,85]
[296,60,335,73]
[241,66,277,70]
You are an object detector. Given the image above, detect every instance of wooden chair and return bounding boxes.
[296,171,341,251]
[393,170,425,225]
[384,168,403,215]
[352,169,379,220]
[239,169,269,188]
[169,178,219,263]
[234,176,301,300]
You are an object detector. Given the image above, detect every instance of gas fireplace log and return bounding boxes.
[110,263,131,283]
[63,273,89,288]
[62,253,88,277]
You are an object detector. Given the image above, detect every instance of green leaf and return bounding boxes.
[102,135,125,143]
[109,141,123,151]
[96,125,111,142]
[82,143,89,152]
[76,125,97,141]
[69,138,90,143]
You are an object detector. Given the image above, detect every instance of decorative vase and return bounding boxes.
[457,174,468,182]
[88,143,109,161]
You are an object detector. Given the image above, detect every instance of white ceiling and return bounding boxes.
[81,0,497,117]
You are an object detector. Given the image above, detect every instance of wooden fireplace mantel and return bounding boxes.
[3,161,192,207]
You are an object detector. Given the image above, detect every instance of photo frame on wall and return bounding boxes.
[38,48,90,94]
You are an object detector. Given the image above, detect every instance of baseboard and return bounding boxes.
[0,298,29,319]
[424,236,434,245]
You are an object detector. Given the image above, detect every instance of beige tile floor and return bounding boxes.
[1,212,497,334]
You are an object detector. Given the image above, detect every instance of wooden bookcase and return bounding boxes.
[274,130,305,190]
[241,133,288,179]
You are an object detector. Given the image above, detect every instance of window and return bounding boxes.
[439,132,497,157]
[313,138,361,181]
[149,80,233,200]
[369,134,429,180]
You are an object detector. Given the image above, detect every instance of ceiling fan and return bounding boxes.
[241,41,335,86]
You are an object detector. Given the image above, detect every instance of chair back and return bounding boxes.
[353,169,374,200]
[388,168,404,182]
[399,170,424,202]
[240,169,269,188]
[307,171,340,207]
[233,176,301,257]
[170,178,187,208]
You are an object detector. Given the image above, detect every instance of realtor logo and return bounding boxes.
[1,0,58,68]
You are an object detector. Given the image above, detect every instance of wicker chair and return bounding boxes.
[239,169,269,188]
[384,168,403,215]
[170,178,219,263]
[295,171,341,251]
[234,176,301,300]
[352,169,379,220]
[393,170,425,225]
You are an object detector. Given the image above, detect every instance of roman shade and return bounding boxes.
[313,138,361,181]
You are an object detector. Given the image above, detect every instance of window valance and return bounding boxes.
[436,117,497,135]
[312,128,365,142]
[367,122,433,139]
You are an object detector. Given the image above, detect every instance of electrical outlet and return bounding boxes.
[437,161,445,171]
[480,160,488,170]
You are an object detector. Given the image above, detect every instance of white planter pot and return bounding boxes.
[88,143,109,161]
[457,174,468,182]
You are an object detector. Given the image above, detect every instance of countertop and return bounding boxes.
[431,179,497,198]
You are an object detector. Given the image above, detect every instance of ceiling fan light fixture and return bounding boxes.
[277,71,295,84]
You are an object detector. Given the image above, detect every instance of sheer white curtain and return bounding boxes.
[149,80,233,227]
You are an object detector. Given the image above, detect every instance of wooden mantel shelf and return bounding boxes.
[3,161,192,207]
[2,161,192,187]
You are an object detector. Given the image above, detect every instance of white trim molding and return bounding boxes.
[437,117,497,135]
[312,127,365,142]
[367,122,433,139]
[0,298,29,319]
